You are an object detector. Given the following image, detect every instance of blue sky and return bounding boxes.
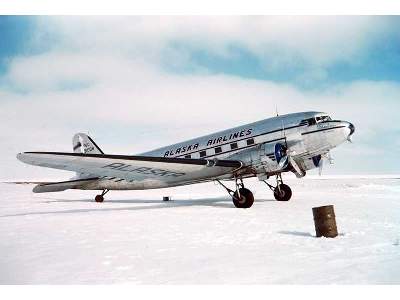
[165,37,400,89]
[0,17,31,72]
[0,16,399,178]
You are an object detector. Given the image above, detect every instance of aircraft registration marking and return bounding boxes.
[102,163,186,177]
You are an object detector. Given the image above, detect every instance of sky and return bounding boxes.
[0,16,399,180]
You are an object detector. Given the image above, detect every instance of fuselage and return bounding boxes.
[88,111,354,190]
[143,111,353,162]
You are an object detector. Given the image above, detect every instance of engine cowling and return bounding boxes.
[259,142,289,173]
[261,142,307,178]
[227,141,305,177]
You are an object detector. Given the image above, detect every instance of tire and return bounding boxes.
[232,188,254,208]
[95,195,104,203]
[273,184,292,201]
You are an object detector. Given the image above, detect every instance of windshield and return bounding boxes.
[300,115,331,126]
[316,115,331,123]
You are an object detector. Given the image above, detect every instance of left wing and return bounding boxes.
[17,152,243,187]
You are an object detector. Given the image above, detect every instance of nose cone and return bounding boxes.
[348,122,355,136]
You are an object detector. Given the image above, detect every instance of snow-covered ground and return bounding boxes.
[0,177,399,284]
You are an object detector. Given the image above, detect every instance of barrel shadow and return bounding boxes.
[278,231,345,238]
[278,231,314,237]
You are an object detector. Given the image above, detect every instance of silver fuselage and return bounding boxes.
[87,111,354,190]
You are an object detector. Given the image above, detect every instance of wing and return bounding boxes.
[17,152,243,188]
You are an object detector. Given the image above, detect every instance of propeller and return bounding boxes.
[274,118,306,178]
[275,143,305,178]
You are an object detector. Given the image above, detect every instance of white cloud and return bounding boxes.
[3,49,399,135]
[1,50,399,150]
[1,16,399,179]
[32,16,395,68]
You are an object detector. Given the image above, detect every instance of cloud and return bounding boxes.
[31,16,396,69]
[1,16,399,179]
[1,50,399,148]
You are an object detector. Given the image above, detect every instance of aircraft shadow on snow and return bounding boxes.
[0,197,275,218]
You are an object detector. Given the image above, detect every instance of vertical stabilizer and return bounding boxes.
[72,133,104,154]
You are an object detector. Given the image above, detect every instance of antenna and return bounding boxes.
[275,105,279,117]
[281,119,286,139]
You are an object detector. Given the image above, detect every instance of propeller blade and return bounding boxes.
[318,159,323,176]
[326,152,334,164]
[289,156,305,178]
[278,155,289,169]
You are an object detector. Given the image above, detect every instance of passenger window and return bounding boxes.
[215,147,222,154]
[200,151,207,158]
[247,138,255,145]
[230,142,238,150]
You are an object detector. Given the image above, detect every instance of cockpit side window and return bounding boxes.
[300,118,316,126]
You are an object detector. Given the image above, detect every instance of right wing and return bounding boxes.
[4,178,100,193]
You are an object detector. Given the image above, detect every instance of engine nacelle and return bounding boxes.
[228,141,305,175]
[227,141,284,171]
[259,142,289,173]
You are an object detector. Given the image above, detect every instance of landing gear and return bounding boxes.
[263,174,292,202]
[216,178,254,208]
[273,184,292,201]
[95,189,109,203]
[233,187,254,208]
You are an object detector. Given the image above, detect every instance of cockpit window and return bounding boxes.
[300,118,316,126]
[316,115,331,123]
[300,115,331,126]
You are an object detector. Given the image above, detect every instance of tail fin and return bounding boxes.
[72,133,104,154]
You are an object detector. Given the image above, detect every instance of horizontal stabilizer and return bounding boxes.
[32,177,99,193]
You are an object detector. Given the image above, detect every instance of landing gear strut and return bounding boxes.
[263,174,292,201]
[216,178,254,208]
[95,189,109,203]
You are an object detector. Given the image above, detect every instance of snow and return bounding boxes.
[0,177,399,284]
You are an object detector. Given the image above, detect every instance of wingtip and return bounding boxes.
[16,152,27,162]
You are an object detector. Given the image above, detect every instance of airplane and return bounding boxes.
[16,111,355,208]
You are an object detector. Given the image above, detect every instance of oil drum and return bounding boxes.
[312,205,338,238]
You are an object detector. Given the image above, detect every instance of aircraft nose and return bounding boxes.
[348,122,355,136]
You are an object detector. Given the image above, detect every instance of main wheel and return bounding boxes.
[274,184,292,201]
[232,188,254,208]
[95,195,104,203]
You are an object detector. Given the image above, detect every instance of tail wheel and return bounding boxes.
[232,188,254,208]
[274,184,292,201]
[95,195,104,203]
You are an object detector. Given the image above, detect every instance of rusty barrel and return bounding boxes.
[312,205,338,238]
